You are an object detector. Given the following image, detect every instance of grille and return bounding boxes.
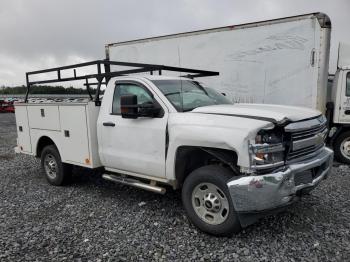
[291,124,327,140]
[288,144,324,161]
[285,117,327,162]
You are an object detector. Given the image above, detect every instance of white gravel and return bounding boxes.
[0,113,349,261]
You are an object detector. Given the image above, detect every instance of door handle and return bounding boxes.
[103,122,115,127]
[345,110,350,115]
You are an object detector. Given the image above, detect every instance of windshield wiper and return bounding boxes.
[164,92,181,97]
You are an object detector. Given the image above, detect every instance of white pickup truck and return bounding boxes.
[15,61,333,236]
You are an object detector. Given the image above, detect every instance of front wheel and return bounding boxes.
[182,165,241,236]
[41,145,72,186]
[334,131,350,164]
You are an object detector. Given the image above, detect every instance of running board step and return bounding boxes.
[102,174,166,194]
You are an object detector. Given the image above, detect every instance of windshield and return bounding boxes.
[152,80,232,112]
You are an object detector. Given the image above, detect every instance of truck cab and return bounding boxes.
[331,68,350,124]
[98,74,333,234]
[325,43,350,163]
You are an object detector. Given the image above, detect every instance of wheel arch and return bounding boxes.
[35,136,58,157]
[174,146,239,189]
[329,125,350,145]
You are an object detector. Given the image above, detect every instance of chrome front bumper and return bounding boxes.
[227,147,333,213]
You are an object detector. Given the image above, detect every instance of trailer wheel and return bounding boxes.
[334,130,350,164]
[40,145,72,186]
[182,165,241,236]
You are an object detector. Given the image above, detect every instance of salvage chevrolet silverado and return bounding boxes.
[14,60,333,236]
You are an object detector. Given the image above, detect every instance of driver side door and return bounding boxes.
[99,81,168,179]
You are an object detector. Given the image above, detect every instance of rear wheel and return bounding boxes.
[41,145,72,186]
[182,165,241,236]
[334,131,350,164]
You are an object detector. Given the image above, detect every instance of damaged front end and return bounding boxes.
[227,116,333,227]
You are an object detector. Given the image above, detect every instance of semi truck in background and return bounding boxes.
[105,13,350,164]
[328,42,350,163]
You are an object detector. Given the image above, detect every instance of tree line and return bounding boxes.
[0,85,98,95]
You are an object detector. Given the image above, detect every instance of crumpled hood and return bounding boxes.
[192,103,321,123]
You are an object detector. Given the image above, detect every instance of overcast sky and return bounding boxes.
[0,0,349,86]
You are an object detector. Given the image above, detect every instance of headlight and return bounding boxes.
[250,129,285,170]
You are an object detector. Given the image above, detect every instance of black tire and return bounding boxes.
[40,145,72,186]
[182,165,241,236]
[334,131,350,164]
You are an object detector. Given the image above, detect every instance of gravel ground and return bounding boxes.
[0,113,349,261]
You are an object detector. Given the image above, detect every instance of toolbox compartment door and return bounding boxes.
[59,106,90,165]
[14,106,32,153]
[27,105,60,131]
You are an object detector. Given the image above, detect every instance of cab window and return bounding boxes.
[112,83,153,114]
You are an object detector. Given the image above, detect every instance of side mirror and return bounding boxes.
[120,95,161,119]
[120,95,138,119]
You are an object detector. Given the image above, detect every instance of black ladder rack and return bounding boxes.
[25,59,219,104]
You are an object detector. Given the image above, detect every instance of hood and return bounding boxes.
[192,103,321,124]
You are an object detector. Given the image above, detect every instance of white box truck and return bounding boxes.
[14,14,335,236]
[105,13,350,164]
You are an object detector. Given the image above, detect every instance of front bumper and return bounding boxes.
[227,147,333,213]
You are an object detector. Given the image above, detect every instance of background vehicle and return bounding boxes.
[0,100,15,113]
[0,100,4,113]
[5,101,15,113]
[14,60,333,236]
[105,13,350,164]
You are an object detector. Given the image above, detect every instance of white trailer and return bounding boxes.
[106,13,331,112]
[106,13,350,164]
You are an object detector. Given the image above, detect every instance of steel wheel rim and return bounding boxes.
[191,182,230,225]
[44,153,58,180]
[340,138,350,160]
